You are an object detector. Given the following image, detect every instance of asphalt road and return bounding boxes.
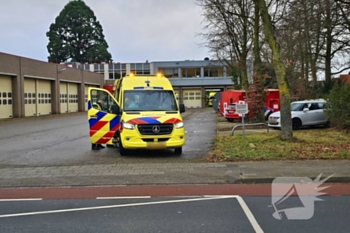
[0,196,348,233]
[0,108,216,167]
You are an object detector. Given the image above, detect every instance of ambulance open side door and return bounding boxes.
[87,87,120,145]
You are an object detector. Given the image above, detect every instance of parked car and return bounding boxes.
[268,99,329,130]
[223,103,247,121]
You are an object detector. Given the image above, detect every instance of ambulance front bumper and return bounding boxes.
[121,128,185,150]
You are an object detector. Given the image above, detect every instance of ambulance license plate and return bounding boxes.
[147,142,166,149]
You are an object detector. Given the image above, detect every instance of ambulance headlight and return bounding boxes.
[175,122,184,129]
[123,122,135,130]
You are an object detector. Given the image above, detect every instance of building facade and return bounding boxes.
[0,52,235,120]
[0,52,104,119]
[66,59,234,108]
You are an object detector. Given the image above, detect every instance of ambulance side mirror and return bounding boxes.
[179,103,185,113]
[110,104,120,115]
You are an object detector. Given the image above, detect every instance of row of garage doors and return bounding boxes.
[24,79,81,117]
[1,76,205,118]
[0,75,96,119]
[174,89,202,108]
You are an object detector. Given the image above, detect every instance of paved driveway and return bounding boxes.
[0,108,217,167]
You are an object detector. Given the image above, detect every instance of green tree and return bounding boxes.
[46,0,112,63]
[324,81,350,130]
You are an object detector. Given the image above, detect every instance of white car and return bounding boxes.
[268,100,329,130]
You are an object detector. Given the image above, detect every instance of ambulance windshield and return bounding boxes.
[124,90,178,111]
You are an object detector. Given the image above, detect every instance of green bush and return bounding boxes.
[324,81,350,130]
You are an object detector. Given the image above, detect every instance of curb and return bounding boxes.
[234,176,350,184]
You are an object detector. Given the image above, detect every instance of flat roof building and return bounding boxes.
[0,52,104,119]
[65,59,235,108]
[0,51,237,120]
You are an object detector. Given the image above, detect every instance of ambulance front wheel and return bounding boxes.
[115,131,128,156]
[118,139,129,156]
[174,147,182,154]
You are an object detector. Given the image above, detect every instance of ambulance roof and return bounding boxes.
[121,74,173,90]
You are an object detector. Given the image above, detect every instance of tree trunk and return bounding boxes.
[253,3,262,77]
[325,0,332,83]
[255,0,293,140]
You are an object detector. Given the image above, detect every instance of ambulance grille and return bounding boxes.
[138,124,173,135]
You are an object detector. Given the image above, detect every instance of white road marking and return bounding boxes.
[0,196,233,218]
[96,196,151,199]
[0,195,265,233]
[0,198,42,202]
[204,195,264,233]
[235,196,264,233]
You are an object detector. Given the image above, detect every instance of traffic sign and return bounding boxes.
[236,102,248,114]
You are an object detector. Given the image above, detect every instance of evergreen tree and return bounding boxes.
[324,81,350,130]
[46,0,112,63]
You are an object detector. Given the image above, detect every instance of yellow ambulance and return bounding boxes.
[87,73,186,155]
[207,92,216,107]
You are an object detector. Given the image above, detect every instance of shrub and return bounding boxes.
[247,73,266,122]
[324,81,350,130]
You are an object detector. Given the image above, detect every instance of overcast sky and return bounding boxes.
[0,0,210,63]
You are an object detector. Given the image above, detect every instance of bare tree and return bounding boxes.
[272,0,350,96]
[197,0,255,91]
[336,0,350,30]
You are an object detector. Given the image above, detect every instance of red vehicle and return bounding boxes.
[220,89,280,122]
[103,85,113,94]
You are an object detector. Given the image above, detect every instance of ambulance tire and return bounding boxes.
[119,140,129,156]
[115,131,129,156]
[174,147,182,154]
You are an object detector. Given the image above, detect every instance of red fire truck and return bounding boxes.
[220,89,280,122]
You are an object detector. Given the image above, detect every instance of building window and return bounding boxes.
[131,63,151,75]
[204,67,224,77]
[136,63,142,70]
[158,68,178,78]
[182,68,200,78]
[108,63,127,79]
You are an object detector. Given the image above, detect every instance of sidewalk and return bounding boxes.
[0,160,349,188]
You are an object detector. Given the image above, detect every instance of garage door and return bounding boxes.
[84,85,89,111]
[37,80,52,116]
[174,90,179,103]
[60,82,68,114]
[68,83,78,112]
[182,89,202,108]
[0,75,13,119]
[24,78,36,117]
